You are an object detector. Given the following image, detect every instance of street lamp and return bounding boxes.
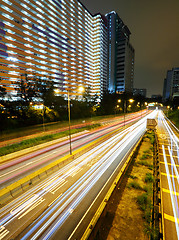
[54,87,85,155]
[123,99,134,127]
[54,86,84,155]
[68,86,85,155]
[39,104,45,132]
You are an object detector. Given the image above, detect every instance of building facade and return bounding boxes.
[133,88,147,98]
[105,11,134,94]
[0,0,107,101]
[163,67,179,101]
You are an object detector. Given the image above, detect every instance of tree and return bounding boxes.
[17,74,38,104]
[36,76,55,107]
[0,77,6,100]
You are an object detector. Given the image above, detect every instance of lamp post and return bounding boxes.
[123,99,134,127]
[39,104,45,132]
[67,90,72,155]
[55,87,85,155]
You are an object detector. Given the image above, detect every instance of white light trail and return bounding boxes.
[162,145,179,238]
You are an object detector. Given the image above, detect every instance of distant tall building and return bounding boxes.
[105,11,135,93]
[133,88,147,98]
[91,14,108,99]
[163,68,179,101]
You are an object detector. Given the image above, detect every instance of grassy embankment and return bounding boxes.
[167,109,179,128]
[0,113,126,142]
[100,131,158,240]
[127,131,158,239]
[0,123,101,156]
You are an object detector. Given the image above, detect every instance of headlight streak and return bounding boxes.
[0,119,137,232]
[0,112,142,174]
[0,127,130,226]
[166,116,179,136]
[168,147,179,218]
[0,111,157,240]
[162,111,179,162]
[30,124,146,240]
[1,119,136,217]
[24,112,157,240]
[162,145,179,238]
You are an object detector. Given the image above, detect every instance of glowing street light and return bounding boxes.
[129,99,134,103]
[78,86,85,93]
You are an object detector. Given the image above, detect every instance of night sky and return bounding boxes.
[80,0,179,97]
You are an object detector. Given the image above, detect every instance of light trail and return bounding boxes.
[162,145,179,238]
[0,113,146,186]
[0,111,157,240]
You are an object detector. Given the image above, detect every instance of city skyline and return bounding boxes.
[80,0,179,97]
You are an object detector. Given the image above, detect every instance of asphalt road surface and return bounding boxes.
[0,111,157,240]
[0,111,145,188]
[157,111,179,240]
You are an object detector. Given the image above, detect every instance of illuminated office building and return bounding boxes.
[0,0,107,101]
[106,11,135,93]
[163,67,179,101]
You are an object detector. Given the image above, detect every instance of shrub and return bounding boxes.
[128,180,142,190]
[145,173,154,183]
[137,193,148,211]
[129,175,137,179]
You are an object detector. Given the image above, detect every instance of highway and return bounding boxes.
[157,111,179,240]
[0,111,146,188]
[0,110,157,240]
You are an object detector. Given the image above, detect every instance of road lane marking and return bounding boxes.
[159,147,178,152]
[50,181,67,194]
[71,168,82,177]
[0,226,9,240]
[48,193,62,207]
[162,145,179,237]
[18,197,45,219]
[164,213,179,224]
[161,172,179,179]
[0,161,33,178]
[160,161,179,167]
[162,188,179,196]
[159,153,178,158]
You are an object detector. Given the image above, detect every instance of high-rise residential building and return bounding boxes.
[0,0,107,101]
[91,14,108,99]
[105,11,135,94]
[163,67,179,101]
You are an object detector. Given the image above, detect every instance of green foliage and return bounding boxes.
[140,152,152,160]
[137,193,148,211]
[128,180,142,190]
[145,131,155,144]
[145,173,154,183]
[0,123,101,156]
[138,160,153,168]
[129,175,138,179]
[168,109,179,128]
